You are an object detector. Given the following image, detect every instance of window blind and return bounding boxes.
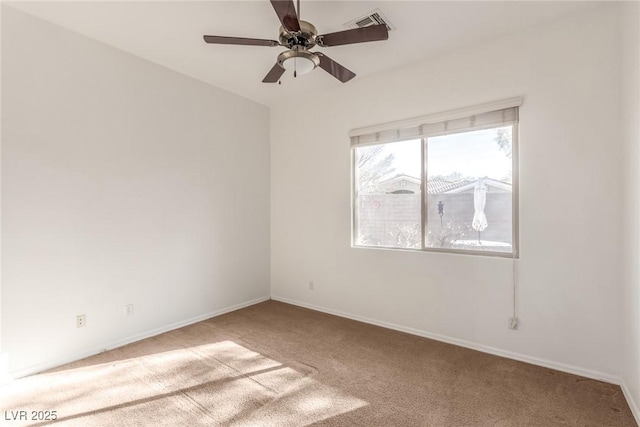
[349,97,522,147]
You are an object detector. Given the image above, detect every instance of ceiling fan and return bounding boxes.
[203,0,389,84]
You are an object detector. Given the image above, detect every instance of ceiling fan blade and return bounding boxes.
[262,63,286,83]
[317,54,356,83]
[270,0,301,32]
[203,35,279,47]
[317,24,388,47]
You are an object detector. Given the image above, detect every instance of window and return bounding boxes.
[351,100,519,257]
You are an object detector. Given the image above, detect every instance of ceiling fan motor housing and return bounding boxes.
[279,20,318,49]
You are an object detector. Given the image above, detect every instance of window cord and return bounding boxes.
[512,249,517,319]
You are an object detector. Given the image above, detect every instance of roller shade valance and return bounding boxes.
[350,97,522,147]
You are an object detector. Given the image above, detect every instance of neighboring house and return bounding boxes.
[356,175,512,250]
[427,177,512,250]
[378,174,421,194]
[427,176,474,194]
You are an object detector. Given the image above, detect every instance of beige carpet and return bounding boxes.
[1,300,636,426]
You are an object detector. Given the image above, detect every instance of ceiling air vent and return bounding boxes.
[344,9,394,31]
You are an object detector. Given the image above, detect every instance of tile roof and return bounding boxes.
[372,175,512,194]
[427,177,473,194]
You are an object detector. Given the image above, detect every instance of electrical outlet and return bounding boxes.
[76,314,86,328]
[125,304,134,317]
[509,317,519,330]
[309,281,314,291]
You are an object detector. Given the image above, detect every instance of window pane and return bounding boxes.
[354,139,422,249]
[426,126,513,253]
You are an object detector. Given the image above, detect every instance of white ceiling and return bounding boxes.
[6,1,600,107]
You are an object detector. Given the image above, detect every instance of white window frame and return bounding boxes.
[350,98,522,258]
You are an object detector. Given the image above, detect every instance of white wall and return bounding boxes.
[621,0,640,419]
[1,7,270,377]
[271,5,624,380]
[0,3,6,384]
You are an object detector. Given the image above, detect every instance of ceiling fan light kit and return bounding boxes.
[278,49,320,76]
[203,0,389,84]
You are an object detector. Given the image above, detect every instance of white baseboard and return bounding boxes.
[621,380,640,425]
[271,295,620,385]
[5,295,270,383]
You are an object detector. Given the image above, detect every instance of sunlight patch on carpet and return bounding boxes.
[0,340,367,426]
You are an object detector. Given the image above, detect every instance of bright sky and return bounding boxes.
[385,127,512,180]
